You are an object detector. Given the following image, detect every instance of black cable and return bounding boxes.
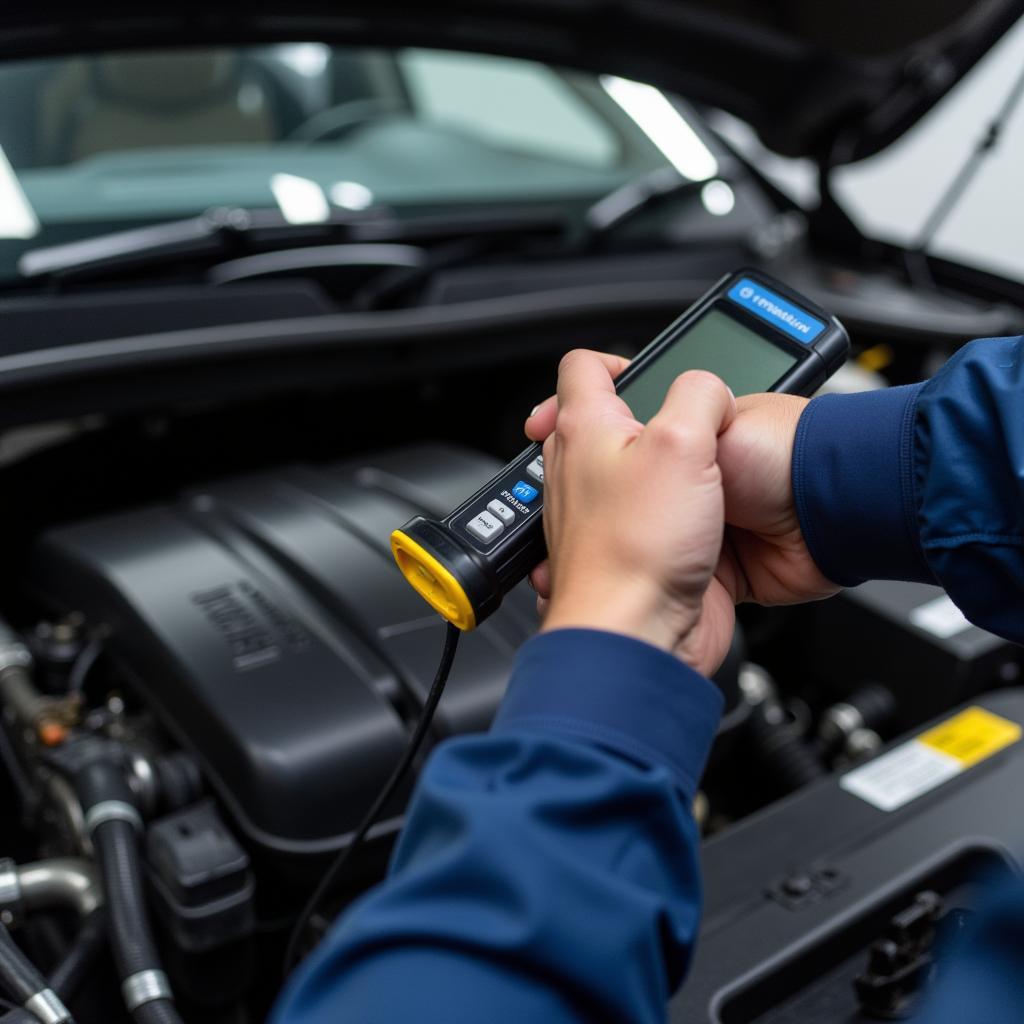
[0,1010,38,1024]
[0,922,48,1005]
[0,921,76,1023]
[67,637,104,696]
[907,61,1024,291]
[283,621,461,975]
[49,911,106,1001]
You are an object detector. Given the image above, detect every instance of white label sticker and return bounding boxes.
[908,595,973,639]
[840,742,961,811]
[841,707,1022,812]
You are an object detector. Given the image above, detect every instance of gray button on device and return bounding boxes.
[467,511,504,544]
[526,457,544,483]
[486,500,515,525]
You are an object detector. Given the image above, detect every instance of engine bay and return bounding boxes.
[30,447,535,860]
[3,385,1023,1021]
[0,3,1022,1018]
[1,442,540,1020]
[0,202,1021,1019]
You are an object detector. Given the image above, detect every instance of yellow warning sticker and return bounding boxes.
[917,706,1022,768]
[841,706,1021,812]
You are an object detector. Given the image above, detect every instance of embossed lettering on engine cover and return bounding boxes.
[191,584,280,671]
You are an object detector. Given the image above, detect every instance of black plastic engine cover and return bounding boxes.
[31,444,537,862]
[672,689,1024,1022]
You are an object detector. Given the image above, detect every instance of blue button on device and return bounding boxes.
[512,481,539,503]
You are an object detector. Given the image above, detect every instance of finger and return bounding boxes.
[528,560,552,599]
[643,370,736,466]
[524,394,557,442]
[554,349,634,431]
[525,352,631,440]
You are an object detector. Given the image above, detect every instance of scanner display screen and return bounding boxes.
[620,308,799,424]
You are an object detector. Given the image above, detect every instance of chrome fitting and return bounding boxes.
[0,858,22,913]
[25,988,72,1024]
[122,969,172,1012]
[84,799,143,836]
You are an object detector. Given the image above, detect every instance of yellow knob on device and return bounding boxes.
[390,528,477,631]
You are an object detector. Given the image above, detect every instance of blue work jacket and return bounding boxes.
[274,336,1024,1023]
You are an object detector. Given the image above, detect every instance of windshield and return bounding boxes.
[0,44,723,283]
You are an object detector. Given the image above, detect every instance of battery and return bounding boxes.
[672,688,1024,1023]
[802,581,1021,730]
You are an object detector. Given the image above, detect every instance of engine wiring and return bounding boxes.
[282,621,462,977]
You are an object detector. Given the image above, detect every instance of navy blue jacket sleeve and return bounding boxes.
[795,336,1024,1024]
[793,336,1024,644]
[910,874,1024,1024]
[272,629,723,1024]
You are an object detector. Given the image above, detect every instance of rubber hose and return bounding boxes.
[133,1001,188,1024]
[49,912,106,1001]
[91,821,183,1024]
[0,923,47,1005]
[0,1009,39,1023]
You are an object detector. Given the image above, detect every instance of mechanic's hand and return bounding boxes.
[715,392,839,606]
[530,349,737,676]
[526,359,840,627]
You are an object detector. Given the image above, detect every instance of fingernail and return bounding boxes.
[530,405,540,418]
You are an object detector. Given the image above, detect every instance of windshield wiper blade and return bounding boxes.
[18,206,570,285]
[18,206,379,282]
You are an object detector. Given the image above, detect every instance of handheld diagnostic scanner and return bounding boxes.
[391,269,850,630]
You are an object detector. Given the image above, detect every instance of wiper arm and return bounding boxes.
[18,206,570,285]
[18,206,380,282]
[583,166,725,243]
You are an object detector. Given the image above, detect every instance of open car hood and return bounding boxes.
[0,0,1021,162]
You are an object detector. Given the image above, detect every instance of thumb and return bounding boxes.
[642,370,736,466]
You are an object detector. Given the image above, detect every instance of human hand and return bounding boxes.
[527,349,736,676]
[715,392,839,606]
[525,358,840,650]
